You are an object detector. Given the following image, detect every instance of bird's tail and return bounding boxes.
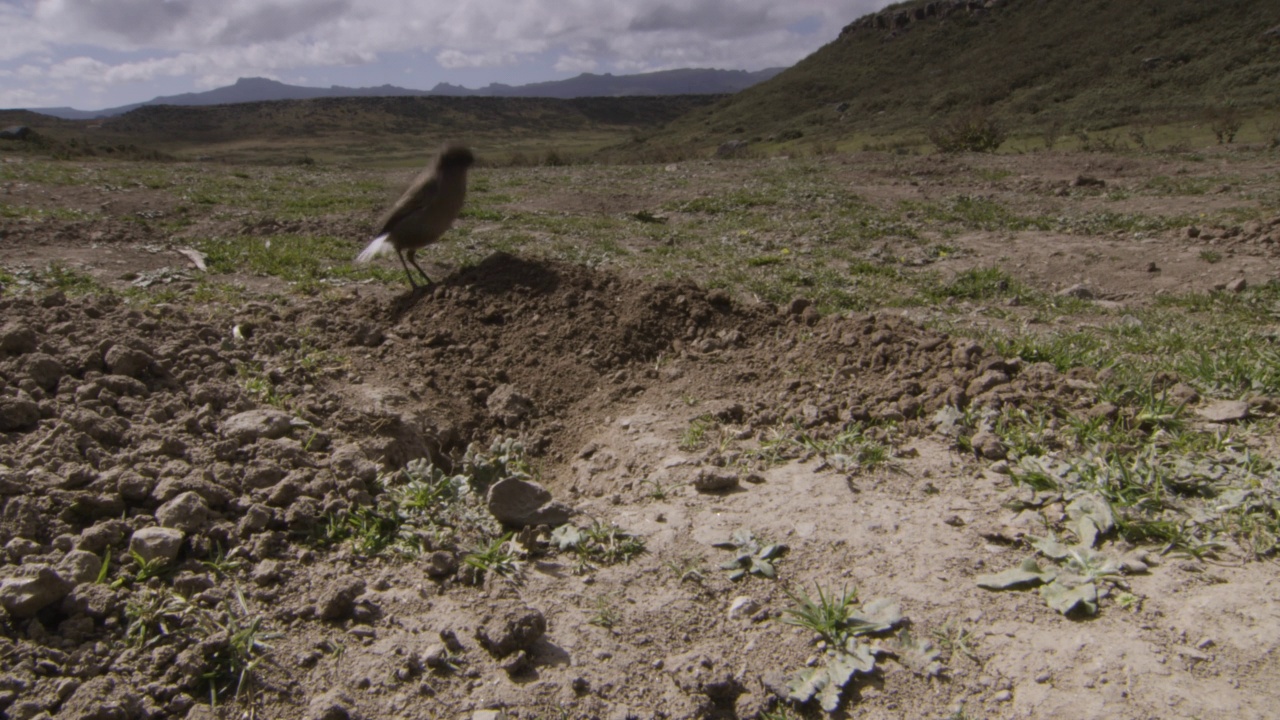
[356,234,391,263]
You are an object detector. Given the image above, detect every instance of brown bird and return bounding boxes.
[357,143,475,289]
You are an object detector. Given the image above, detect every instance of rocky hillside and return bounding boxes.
[650,0,1280,148]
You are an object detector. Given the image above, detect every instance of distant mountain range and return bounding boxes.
[26,68,784,120]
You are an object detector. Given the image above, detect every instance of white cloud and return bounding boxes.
[3,0,896,108]
[554,55,599,74]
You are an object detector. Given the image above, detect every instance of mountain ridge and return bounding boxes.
[24,67,784,120]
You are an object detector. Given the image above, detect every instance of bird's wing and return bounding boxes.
[375,169,442,236]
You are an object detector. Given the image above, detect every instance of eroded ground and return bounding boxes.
[1,146,1279,720]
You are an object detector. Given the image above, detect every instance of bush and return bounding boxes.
[928,108,1007,153]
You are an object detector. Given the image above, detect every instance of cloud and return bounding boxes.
[3,0,895,108]
[554,55,599,74]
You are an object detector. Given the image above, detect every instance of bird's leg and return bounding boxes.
[395,249,421,289]
[405,248,435,289]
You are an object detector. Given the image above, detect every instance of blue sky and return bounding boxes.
[0,0,895,110]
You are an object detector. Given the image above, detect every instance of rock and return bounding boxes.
[0,566,75,618]
[1196,400,1249,423]
[104,345,153,378]
[156,491,210,533]
[486,385,535,426]
[424,551,457,578]
[4,538,43,563]
[317,578,366,621]
[966,370,1009,398]
[307,689,354,720]
[1072,175,1105,187]
[0,397,41,431]
[1057,283,1094,300]
[970,429,1007,460]
[0,323,38,355]
[486,478,572,527]
[57,550,103,585]
[1168,383,1200,407]
[475,603,546,658]
[60,582,120,619]
[222,409,303,444]
[251,559,284,586]
[23,354,65,391]
[716,140,749,158]
[692,467,739,492]
[129,526,184,565]
[472,712,508,720]
[727,596,759,620]
[1225,277,1248,293]
[56,676,143,720]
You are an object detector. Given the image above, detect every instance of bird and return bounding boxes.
[357,143,476,290]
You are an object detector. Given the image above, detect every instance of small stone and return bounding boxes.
[1225,277,1248,293]
[1146,261,1160,272]
[222,409,302,443]
[307,689,354,720]
[1196,400,1249,423]
[317,579,366,621]
[969,429,1006,460]
[1057,283,1094,300]
[129,526,184,565]
[727,596,759,620]
[0,323,38,355]
[56,550,103,585]
[104,345,153,378]
[486,385,535,426]
[1035,671,1052,684]
[472,711,508,720]
[156,491,210,533]
[994,690,1013,702]
[486,478,571,527]
[0,566,75,617]
[692,467,739,492]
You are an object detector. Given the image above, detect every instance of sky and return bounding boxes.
[0,0,896,111]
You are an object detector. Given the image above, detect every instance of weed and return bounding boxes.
[1199,250,1223,264]
[781,583,861,646]
[714,529,787,581]
[551,521,646,570]
[679,414,717,451]
[587,594,622,629]
[931,620,981,662]
[663,554,706,583]
[464,534,523,581]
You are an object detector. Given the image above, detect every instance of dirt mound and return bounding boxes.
[0,254,1106,718]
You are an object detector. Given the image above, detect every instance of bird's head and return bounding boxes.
[437,144,475,170]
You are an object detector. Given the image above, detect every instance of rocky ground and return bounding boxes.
[1,147,1279,720]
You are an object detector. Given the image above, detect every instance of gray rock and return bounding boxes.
[970,429,1008,460]
[0,566,75,618]
[424,551,457,578]
[1225,277,1248,293]
[0,397,40,431]
[486,385,535,426]
[0,323,38,355]
[77,520,131,554]
[57,550,103,585]
[472,712,508,720]
[1196,400,1249,423]
[222,409,302,444]
[129,526,184,565]
[486,477,571,527]
[316,578,366,621]
[104,345,153,378]
[1057,283,1094,300]
[4,538,43,563]
[474,603,546,658]
[727,596,759,620]
[692,467,739,492]
[24,354,65,391]
[60,583,120,620]
[156,491,210,533]
[966,370,1010,398]
[307,689,354,720]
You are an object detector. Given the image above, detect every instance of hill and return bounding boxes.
[24,68,783,119]
[645,0,1280,150]
[0,95,723,165]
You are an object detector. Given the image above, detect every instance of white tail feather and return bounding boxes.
[356,234,391,263]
